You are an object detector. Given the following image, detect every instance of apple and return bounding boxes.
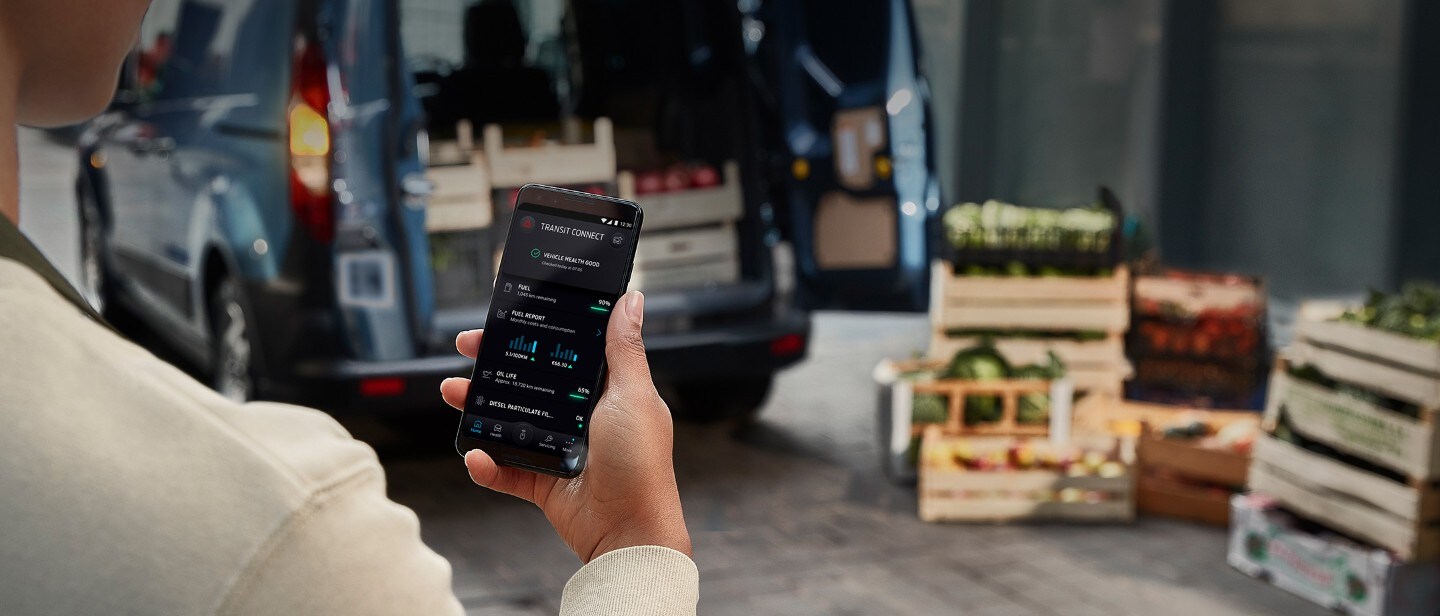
[1010,442,1037,470]
[689,163,721,188]
[663,165,690,192]
[636,171,664,195]
[1081,451,1108,471]
[1097,461,1126,478]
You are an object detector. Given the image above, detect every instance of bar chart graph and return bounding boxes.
[551,344,578,364]
[507,336,539,354]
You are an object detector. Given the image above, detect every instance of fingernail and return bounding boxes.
[626,291,644,327]
[440,377,457,390]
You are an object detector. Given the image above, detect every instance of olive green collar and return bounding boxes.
[0,213,114,331]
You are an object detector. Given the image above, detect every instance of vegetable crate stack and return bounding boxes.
[1128,271,1269,409]
[909,359,1135,523]
[933,191,1131,396]
[1250,285,1440,563]
[616,161,743,292]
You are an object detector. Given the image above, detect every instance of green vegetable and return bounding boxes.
[1011,352,1065,424]
[1339,282,1440,341]
[943,199,1116,259]
[912,394,948,425]
[944,342,1011,424]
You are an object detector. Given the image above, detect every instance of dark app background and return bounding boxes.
[460,203,635,462]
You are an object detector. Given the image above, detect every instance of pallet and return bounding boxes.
[919,428,1134,523]
[1249,433,1440,561]
[929,261,1130,334]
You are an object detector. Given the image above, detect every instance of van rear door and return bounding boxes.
[327,0,438,358]
[748,0,939,312]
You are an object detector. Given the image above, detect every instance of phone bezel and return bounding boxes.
[454,184,643,478]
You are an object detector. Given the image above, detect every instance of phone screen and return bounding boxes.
[457,189,640,475]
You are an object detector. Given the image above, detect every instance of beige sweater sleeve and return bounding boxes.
[560,546,700,615]
[216,462,465,616]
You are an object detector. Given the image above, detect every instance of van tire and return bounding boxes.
[209,278,257,403]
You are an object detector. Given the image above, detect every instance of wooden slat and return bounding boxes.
[481,118,616,187]
[935,261,1130,302]
[935,304,1130,334]
[1249,460,1438,561]
[631,161,744,231]
[1137,436,1249,487]
[628,258,739,292]
[1136,475,1232,526]
[922,469,1131,493]
[1289,341,1440,409]
[1251,434,1421,520]
[634,224,737,266]
[1297,318,1440,377]
[424,162,494,232]
[929,335,1127,366]
[1269,371,1440,480]
[920,499,1133,523]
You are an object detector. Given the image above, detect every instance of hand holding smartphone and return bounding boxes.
[440,185,691,562]
[454,184,642,476]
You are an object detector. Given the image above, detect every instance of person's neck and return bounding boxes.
[0,45,19,227]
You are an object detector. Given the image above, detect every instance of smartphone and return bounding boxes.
[455,184,643,477]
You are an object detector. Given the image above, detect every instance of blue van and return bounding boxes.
[76,0,936,419]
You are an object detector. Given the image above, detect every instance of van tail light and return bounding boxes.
[289,36,333,243]
[770,333,806,357]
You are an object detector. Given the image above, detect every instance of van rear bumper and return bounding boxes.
[283,308,811,413]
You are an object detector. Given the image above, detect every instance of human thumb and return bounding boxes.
[604,290,654,395]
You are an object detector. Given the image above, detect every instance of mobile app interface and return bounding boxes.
[461,202,636,463]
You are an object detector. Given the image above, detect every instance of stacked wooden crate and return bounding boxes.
[928,261,1132,396]
[1250,316,1440,561]
[617,161,743,292]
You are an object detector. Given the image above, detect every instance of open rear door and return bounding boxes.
[750,0,939,312]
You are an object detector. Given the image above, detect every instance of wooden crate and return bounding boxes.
[915,377,1134,523]
[616,161,743,232]
[626,224,740,292]
[1249,433,1440,561]
[1289,318,1440,410]
[929,261,1130,333]
[1136,430,1251,526]
[479,118,617,188]
[910,377,1056,438]
[1265,364,1440,481]
[920,428,1134,523]
[928,261,1131,395]
[1252,319,1440,561]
